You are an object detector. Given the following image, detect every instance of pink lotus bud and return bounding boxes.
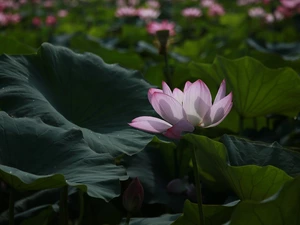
[45,15,56,26]
[32,16,42,27]
[122,178,144,213]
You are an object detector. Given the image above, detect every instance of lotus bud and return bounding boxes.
[155,30,170,55]
[122,177,144,213]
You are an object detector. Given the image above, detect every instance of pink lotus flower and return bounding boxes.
[57,9,68,18]
[208,3,225,17]
[146,20,176,36]
[115,7,138,17]
[129,80,233,139]
[32,16,42,27]
[146,0,160,8]
[280,0,300,9]
[137,8,160,20]
[181,8,202,18]
[45,15,56,26]
[248,7,266,18]
[201,0,215,8]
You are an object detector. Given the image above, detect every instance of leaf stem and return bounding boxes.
[239,116,244,135]
[77,189,84,225]
[59,186,68,225]
[191,147,205,225]
[173,146,179,178]
[125,212,131,225]
[9,189,14,225]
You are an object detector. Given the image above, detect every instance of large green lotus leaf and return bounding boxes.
[189,56,300,117]
[172,200,237,225]
[0,112,127,200]
[182,134,292,201]
[228,176,300,225]
[221,135,300,177]
[70,34,144,70]
[0,36,36,55]
[0,43,154,156]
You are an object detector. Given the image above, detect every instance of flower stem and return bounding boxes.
[191,147,205,225]
[173,146,179,178]
[125,212,131,225]
[59,186,68,225]
[77,189,84,225]
[9,189,14,225]
[163,53,173,89]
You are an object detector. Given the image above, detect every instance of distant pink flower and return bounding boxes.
[7,13,21,24]
[128,0,140,7]
[32,16,42,27]
[44,0,54,8]
[280,0,300,9]
[208,3,225,17]
[19,0,27,4]
[129,80,233,139]
[248,7,266,18]
[262,0,271,4]
[276,5,294,17]
[137,8,160,20]
[115,7,137,17]
[45,15,56,26]
[57,9,68,18]
[146,20,176,36]
[0,13,8,26]
[237,0,260,6]
[181,7,202,18]
[116,0,126,7]
[201,0,215,8]
[146,0,160,8]
[264,11,284,23]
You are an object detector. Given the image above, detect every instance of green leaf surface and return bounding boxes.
[228,177,300,225]
[190,56,300,117]
[221,135,300,177]
[0,35,36,55]
[0,43,155,157]
[172,200,237,225]
[0,112,126,200]
[182,134,292,201]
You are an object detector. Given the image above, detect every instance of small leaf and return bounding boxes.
[228,177,300,225]
[182,134,292,201]
[221,135,300,177]
[172,200,237,225]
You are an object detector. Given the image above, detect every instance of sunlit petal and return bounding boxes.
[162,81,173,96]
[151,92,186,124]
[183,80,212,125]
[214,79,226,104]
[183,81,192,92]
[148,88,162,103]
[202,93,233,128]
[129,116,172,133]
[172,88,184,104]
